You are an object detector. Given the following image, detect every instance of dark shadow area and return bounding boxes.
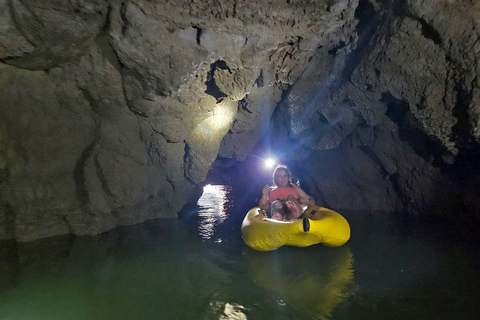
[381,92,445,166]
[343,0,381,81]
[204,60,229,101]
[417,18,442,45]
[451,84,480,161]
[354,0,377,35]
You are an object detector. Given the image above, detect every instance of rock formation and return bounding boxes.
[0,0,478,241]
[0,0,357,241]
[260,0,480,220]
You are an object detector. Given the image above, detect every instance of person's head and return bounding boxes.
[272,165,294,188]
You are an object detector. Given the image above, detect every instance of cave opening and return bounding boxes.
[198,135,317,220]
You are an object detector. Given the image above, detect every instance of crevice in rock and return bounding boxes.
[120,2,130,36]
[232,0,237,18]
[101,5,112,33]
[355,0,376,34]
[121,70,151,115]
[416,18,442,45]
[93,154,115,199]
[0,56,53,72]
[167,178,176,192]
[239,98,252,114]
[381,92,444,165]
[193,26,202,45]
[416,94,426,110]
[125,103,149,117]
[183,142,190,168]
[451,83,480,160]
[211,59,230,71]
[279,84,292,100]
[94,6,122,73]
[183,142,196,185]
[205,60,229,101]
[328,41,346,55]
[342,0,381,81]
[317,112,330,125]
[102,15,151,117]
[383,91,409,124]
[151,125,177,143]
[73,139,97,217]
[79,87,101,115]
[255,69,264,88]
[389,172,407,210]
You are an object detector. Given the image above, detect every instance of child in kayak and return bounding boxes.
[259,165,315,221]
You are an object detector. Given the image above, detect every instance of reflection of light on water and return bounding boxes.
[276,299,286,307]
[197,184,233,240]
[209,301,248,320]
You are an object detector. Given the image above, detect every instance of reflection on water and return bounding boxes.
[247,246,354,320]
[0,185,479,320]
[197,184,233,240]
[208,301,248,320]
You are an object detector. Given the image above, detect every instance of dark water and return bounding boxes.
[1,185,479,320]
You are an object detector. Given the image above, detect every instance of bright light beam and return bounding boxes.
[265,158,276,168]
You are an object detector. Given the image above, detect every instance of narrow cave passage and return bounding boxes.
[1,0,480,319]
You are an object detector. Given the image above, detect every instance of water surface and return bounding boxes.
[0,185,479,320]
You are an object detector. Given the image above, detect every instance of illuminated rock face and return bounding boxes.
[0,0,358,241]
[266,0,480,219]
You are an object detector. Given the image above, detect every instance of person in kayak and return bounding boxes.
[259,164,315,221]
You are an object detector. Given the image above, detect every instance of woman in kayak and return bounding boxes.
[259,165,315,221]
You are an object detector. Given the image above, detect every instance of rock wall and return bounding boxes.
[0,0,358,241]
[260,0,480,221]
[1,0,479,241]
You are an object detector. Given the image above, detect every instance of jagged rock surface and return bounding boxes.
[1,0,478,241]
[0,0,358,241]
[268,0,480,220]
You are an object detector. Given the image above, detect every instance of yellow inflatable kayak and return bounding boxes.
[241,205,351,251]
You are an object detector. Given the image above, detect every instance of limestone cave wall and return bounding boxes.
[0,0,479,241]
[0,0,358,241]
[254,0,480,221]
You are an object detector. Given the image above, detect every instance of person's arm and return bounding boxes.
[295,186,316,205]
[259,185,271,210]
